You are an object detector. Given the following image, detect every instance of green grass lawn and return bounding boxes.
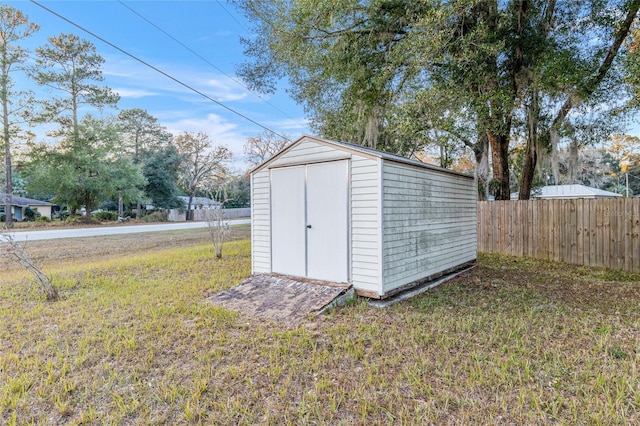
[1,233,639,425]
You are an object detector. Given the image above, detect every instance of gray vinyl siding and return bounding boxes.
[269,138,351,167]
[381,161,477,293]
[350,155,381,294]
[251,169,271,274]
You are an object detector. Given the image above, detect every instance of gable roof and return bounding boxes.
[178,196,220,207]
[252,135,473,178]
[534,184,622,199]
[11,195,53,207]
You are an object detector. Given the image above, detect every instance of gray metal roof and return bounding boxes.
[178,196,220,207]
[253,135,474,179]
[533,184,622,199]
[1,195,53,207]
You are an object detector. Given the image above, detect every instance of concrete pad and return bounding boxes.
[368,265,476,308]
[207,274,353,324]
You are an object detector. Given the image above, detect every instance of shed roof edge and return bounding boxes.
[250,135,474,179]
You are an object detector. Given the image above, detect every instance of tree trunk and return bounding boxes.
[187,193,194,221]
[84,192,92,223]
[3,61,12,227]
[487,129,511,200]
[3,117,11,226]
[474,133,490,201]
[118,193,124,217]
[550,125,561,185]
[519,141,537,199]
[519,90,539,200]
[568,138,579,183]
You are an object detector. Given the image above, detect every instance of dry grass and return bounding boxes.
[1,230,639,425]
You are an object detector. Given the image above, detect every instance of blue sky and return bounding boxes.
[8,1,309,172]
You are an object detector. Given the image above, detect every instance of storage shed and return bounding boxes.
[250,135,477,299]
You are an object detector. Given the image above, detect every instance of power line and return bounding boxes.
[116,0,295,121]
[29,0,291,142]
[217,2,251,33]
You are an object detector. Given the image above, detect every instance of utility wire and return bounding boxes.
[217,2,251,33]
[29,0,291,142]
[116,0,295,121]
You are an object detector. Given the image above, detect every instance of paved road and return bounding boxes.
[6,219,251,242]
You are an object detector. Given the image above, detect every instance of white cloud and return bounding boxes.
[266,117,311,132]
[165,113,237,136]
[202,78,249,102]
[114,88,158,99]
[104,57,251,103]
[164,113,246,163]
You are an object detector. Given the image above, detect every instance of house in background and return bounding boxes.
[178,196,220,210]
[533,184,622,199]
[0,195,54,221]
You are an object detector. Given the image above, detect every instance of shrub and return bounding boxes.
[98,200,118,211]
[35,216,51,223]
[93,211,118,222]
[64,216,84,225]
[140,211,168,222]
[55,209,70,220]
[23,207,41,222]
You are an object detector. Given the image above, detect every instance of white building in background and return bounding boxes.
[533,184,622,199]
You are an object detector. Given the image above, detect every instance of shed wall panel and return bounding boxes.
[350,155,381,294]
[381,162,477,293]
[251,169,271,273]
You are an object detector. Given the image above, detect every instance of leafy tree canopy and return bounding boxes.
[25,115,146,221]
[238,0,640,199]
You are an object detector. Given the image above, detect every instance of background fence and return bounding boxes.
[167,207,251,222]
[477,199,640,272]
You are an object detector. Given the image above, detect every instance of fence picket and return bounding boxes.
[477,199,639,273]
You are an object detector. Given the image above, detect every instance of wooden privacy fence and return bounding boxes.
[477,199,640,272]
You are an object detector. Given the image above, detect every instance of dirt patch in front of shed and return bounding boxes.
[206,274,352,324]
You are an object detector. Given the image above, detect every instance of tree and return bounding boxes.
[607,134,640,172]
[237,0,640,200]
[243,130,290,167]
[1,229,59,301]
[0,5,38,226]
[219,174,250,208]
[625,160,640,195]
[237,0,502,194]
[31,33,119,140]
[25,115,146,223]
[116,108,173,216]
[204,185,230,259]
[139,144,183,209]
[117,108,172,159]
[174,131,232,220]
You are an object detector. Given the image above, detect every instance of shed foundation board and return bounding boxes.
[206,274,352,324]
[368,264,476,308]
[356,260,477,299]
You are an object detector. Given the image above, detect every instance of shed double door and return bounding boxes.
[271,160,349,283]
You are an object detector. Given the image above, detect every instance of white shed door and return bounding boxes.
[306,161,349,282]
[271,166,306,277]
[270,161,349,283]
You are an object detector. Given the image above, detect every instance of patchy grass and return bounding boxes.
[1,237,639,424]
